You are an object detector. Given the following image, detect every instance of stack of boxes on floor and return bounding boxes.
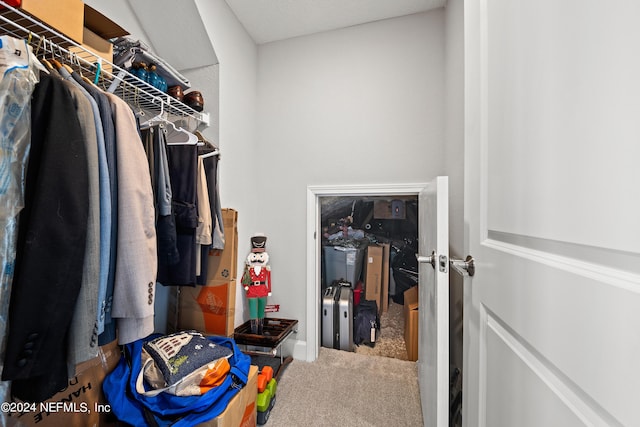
[173,208,239,337]
[170,208,262,427]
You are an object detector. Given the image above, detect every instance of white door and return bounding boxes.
[464,1,640,426]
[418,176,449,427]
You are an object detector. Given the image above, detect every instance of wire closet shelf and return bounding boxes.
[0,0,210,130]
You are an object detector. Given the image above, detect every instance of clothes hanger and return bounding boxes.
[195,131,220,158]
[164,121,199,145]
[138,102,167,129]
[36,37,53,72]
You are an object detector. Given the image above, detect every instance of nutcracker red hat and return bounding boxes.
[250,234,267,253]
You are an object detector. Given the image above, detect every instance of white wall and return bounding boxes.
[254,10,445,354]
[193,0,259,329]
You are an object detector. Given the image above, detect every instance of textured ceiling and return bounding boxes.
[225,0,447,44]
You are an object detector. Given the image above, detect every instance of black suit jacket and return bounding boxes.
[2,73,89,402]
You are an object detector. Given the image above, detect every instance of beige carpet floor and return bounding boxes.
[263,299,420,426]
[266,346,423,426]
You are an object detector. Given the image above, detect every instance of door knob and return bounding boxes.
[449,255,475,277]
[416,251,436,269]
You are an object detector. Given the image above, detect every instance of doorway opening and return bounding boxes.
[305,183,427,362]
[319,194,417,359]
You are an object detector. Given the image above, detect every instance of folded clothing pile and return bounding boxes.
[113,36,191,89]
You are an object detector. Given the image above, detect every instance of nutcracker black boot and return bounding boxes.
[258,318,264,335]
[251,319,258,334]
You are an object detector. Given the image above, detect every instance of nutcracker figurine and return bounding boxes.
[241,234,272,334]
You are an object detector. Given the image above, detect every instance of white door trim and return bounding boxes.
[305,183,428,362]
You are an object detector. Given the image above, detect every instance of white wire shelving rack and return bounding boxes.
[0,0,210,130]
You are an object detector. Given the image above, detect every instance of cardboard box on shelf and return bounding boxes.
[198,365,258,427]
[380,243,390,313]
[68,5,129,75]
[404,286,419,362]
[207,209,238,282]
[178,280,237,336]
[7,339,121,426]
[83,4,128,40]
[0,0,85,43]
[69,27,114,74]
[364,245,383,313]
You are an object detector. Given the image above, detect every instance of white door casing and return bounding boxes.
[418,176,449,427]
[464,1,640,426]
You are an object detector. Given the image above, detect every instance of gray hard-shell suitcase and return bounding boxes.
[337,286,354,351]
[322,286,339,348]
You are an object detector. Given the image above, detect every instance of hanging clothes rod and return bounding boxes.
[0,0,210,130]
[199,149,220,159]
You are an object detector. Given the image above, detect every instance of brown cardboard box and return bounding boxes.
[7,340,121,426]
[380,243,390,313]
[178,280,237,336]
[364,245,383,313]
[373,199,406,219]
[1,0,85,43]
[69,27,114,74]
[83,4,128,40]
[207,209,239,282]
[198,365,258,427]
[68,5,130,76]
[404,286,419,362]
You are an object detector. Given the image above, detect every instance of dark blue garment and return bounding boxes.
[102,334,250,427]
[158,144,198,285]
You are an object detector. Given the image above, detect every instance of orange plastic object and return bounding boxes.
[257,373,267,393]
[261,366,274,383]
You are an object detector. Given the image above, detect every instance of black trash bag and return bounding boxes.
[391,239,419,304]
[354,300,380,347]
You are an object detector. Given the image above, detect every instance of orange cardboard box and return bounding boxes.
[178,280,237,336]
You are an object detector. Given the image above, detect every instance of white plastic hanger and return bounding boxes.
[164,121,199,145]
[138,103,167,129]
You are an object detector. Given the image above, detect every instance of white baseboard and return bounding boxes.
[291,339,313,362]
